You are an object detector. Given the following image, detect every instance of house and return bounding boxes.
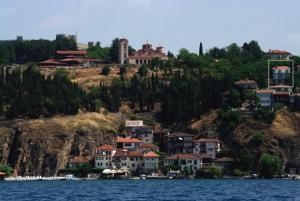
[143,151,160,172]
[122,120,154,144]
[256,89,274,108]
[269,49,291,60]
[112,150,144,172]
[214,157,234,169]
[164,132,194,154]
[68,156,90,169]
[272,66,291,85]
[164,154,203,175]
[94,144,116,169]
[193,138,221,159]
[234,80,257,90]
[137,143,159,153]
[269,85,293,104]
[117,137,142,151]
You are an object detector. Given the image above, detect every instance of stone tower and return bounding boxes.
[118,38,129,65]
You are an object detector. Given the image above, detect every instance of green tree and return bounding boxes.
[0,164,13,176]
[109,38,119,63]
[199,42,203,56]
[138,65,148,77]
[259,153,282,178]
[102,66,111,75]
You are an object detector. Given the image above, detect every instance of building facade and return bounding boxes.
[193,138,220,159]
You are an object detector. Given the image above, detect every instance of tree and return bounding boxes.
[109,38,119,63]
[138,65,148,77]
[259,153,282,178]
[199,42,203,56]
[102,66,111,75]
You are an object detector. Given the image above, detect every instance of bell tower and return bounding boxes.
[118,38,129,65]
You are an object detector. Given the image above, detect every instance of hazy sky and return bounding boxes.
[1,0,300,55]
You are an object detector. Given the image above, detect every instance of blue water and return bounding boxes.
[0,180,300,201]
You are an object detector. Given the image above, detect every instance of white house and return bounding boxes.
[94,144,116,169]
[193,138,221,159]
[117,137,142,151]
[164,154,203,175]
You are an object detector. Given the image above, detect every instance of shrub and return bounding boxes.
[138,64,148,77]
[273,103,285,111]
[254,108,275,124]
[218,110,242,136]
[196,166,223,178]
[0,164,13,176]
[250,132,265,146]
[259,153,283,178]
[102,66,110,75]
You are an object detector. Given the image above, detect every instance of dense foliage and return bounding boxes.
[0,67,90,118]
[0,35,77,64]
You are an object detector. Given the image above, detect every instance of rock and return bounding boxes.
[0,112,122,176]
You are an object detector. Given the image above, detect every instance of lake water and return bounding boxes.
[0,179,300,201]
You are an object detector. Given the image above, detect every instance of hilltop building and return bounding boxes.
[118,38,167,65]
[269,49,291,60]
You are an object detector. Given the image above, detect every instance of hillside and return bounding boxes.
[0,112,122,176]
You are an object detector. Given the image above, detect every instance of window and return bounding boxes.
[194,160,197,165]
[124,143,132,147]
[100,163,102,166]
[131,164,135,167]
[130,158,134,161]
[122,163,127,166]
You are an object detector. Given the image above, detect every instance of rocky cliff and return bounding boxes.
[0,112,122,176]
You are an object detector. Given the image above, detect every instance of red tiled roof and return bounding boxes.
[215,157,234,162]
[96,144,114,151]
[144,151,159,158]
[256,89,274,94]
[167,132,194,138]
[269,50,290,55]
[56,50,87,55]
[117,137,141,143]
[39,59,64,65]
[272,66,290,70]
[138,143,159,149]
[69,156,89,164]
[274,92,290,96]
[234,79,256,85]
[166,153,199,160]
[269,85,292,89]
[113,150,129,157]
[128,151,144,157]
[195,138,220,143]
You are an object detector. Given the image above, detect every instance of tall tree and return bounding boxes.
[199,42,203,56]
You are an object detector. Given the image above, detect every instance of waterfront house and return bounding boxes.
[164,132,194,154]
[117,137,142,151]
[143,151,160,172]
[94,144,116,169]
[214,157,234,169]
[137,143,159,153]
[272,66,291,85]
[112,150,144,173]
[193,138,220,159]
[68,156,89,169]
[164,154,203,175]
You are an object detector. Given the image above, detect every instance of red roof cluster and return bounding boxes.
[56,50,87,56]
[96,144,114,151]
[166,153,200,160]
[256,89,274,94]
[144,151,159,158]
[117,137,141,143]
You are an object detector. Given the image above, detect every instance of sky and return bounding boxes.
[1,0,300,55]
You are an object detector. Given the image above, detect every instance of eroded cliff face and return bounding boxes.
[0,112,122,176]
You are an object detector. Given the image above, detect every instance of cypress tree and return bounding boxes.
[199,42,203,56]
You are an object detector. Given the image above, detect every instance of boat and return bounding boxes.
[65,174,80,180]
